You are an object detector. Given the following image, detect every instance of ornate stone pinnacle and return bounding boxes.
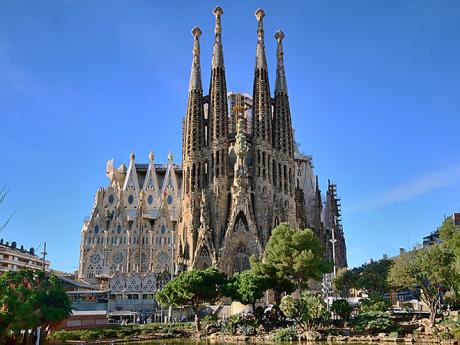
[255,8,265,41]
[191,26,202,37]
[255,8,265,21]
[275,30,285,42]
[130,151,135,161]
[213,6,223,34]
[149,151,154,162]
[213,6,223,18]
[168,152,173,162]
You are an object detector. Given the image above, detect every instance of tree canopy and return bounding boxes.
[0,269,71,344]
[331,299,353,321]
[439,217,460,281]
[225,269,269,311]
[388,244,457,325]
[253,223,331,292]
[333,268,357,297]
[155,267,226,332]
[333,259,392,298]
[280,292,328,331]
[439,217,460,249]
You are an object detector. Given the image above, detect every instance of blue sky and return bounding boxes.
[1,0,459,272]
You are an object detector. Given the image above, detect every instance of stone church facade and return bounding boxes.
[78,7,346,285]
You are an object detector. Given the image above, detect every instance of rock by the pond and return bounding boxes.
[299,330,323,341]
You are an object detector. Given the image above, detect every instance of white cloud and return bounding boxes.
[353,163,460,211]
[0,35,39,94]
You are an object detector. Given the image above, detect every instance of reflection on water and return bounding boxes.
[51,340,378,345]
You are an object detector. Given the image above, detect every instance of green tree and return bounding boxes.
[439,217,460,291]
[280,292,328,331]
[333,268,358,297]
[439,217,460,249]
[255,223,331,291]
[357,296,390,313]
[388,245,457,325]
[353,310,394,333]
[331,299,353,321]
[358,259,393,298]
[0,269,71,345]
[155,267,226,332]
[225,269,269,312]
[250,255,295,303]
[333,259,393,298]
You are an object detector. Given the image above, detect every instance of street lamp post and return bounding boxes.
[330,228,337,277]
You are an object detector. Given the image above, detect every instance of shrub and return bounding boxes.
[272,326,297,341]
[280,292,328,331]
[439,331,454,340]
[254,306,264,321]
[223,314,242,335]
[48,322,194,342]
[353,310,394,333]
[240,324,256,336]
[358,297,390,313]
[331,299,353,320]
[202,314,218,328]
[389,331,399,338]
[48,330,82,341]
[78,329,102,341]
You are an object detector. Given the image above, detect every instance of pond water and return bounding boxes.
[50,340,379,345]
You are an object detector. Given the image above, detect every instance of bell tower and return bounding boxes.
[272,30,297,227]
[208,7,230,252]
[177,27,207,270]
[251,9,276,245]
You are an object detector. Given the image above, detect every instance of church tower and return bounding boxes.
[177,27,207,270]
[272,30,297,228]
[251,9,276,246]
[208,7,230,253]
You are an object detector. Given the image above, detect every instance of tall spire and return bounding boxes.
[184,26,206,158]
[212,6,224,69]
[273,29,294,157]
[209,6,229,182]
[189,27,202,92]
[252,8,272,144]
[275,30,287,94]
[255,8,267,70]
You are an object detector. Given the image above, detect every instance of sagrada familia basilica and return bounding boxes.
[78,8,347,288]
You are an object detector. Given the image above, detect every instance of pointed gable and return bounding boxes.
[123,152,140,193]
[143,152,160,191]
[161,152,179,198]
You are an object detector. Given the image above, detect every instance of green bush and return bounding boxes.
[48,323,194,342]
[358,297,390,313]
[202,314,218,328]
[254,306,264,321]
[353,310,395,333]
[439,331,454,340]
[389,331,399,338]
[438,316,460,340]
[272,326,297,342]
[48,330,82,341]
[223,313,242,335]
[240,324,256,336]
[78,329,102,341]
[280,292,328,331]
[331,299,353,320]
